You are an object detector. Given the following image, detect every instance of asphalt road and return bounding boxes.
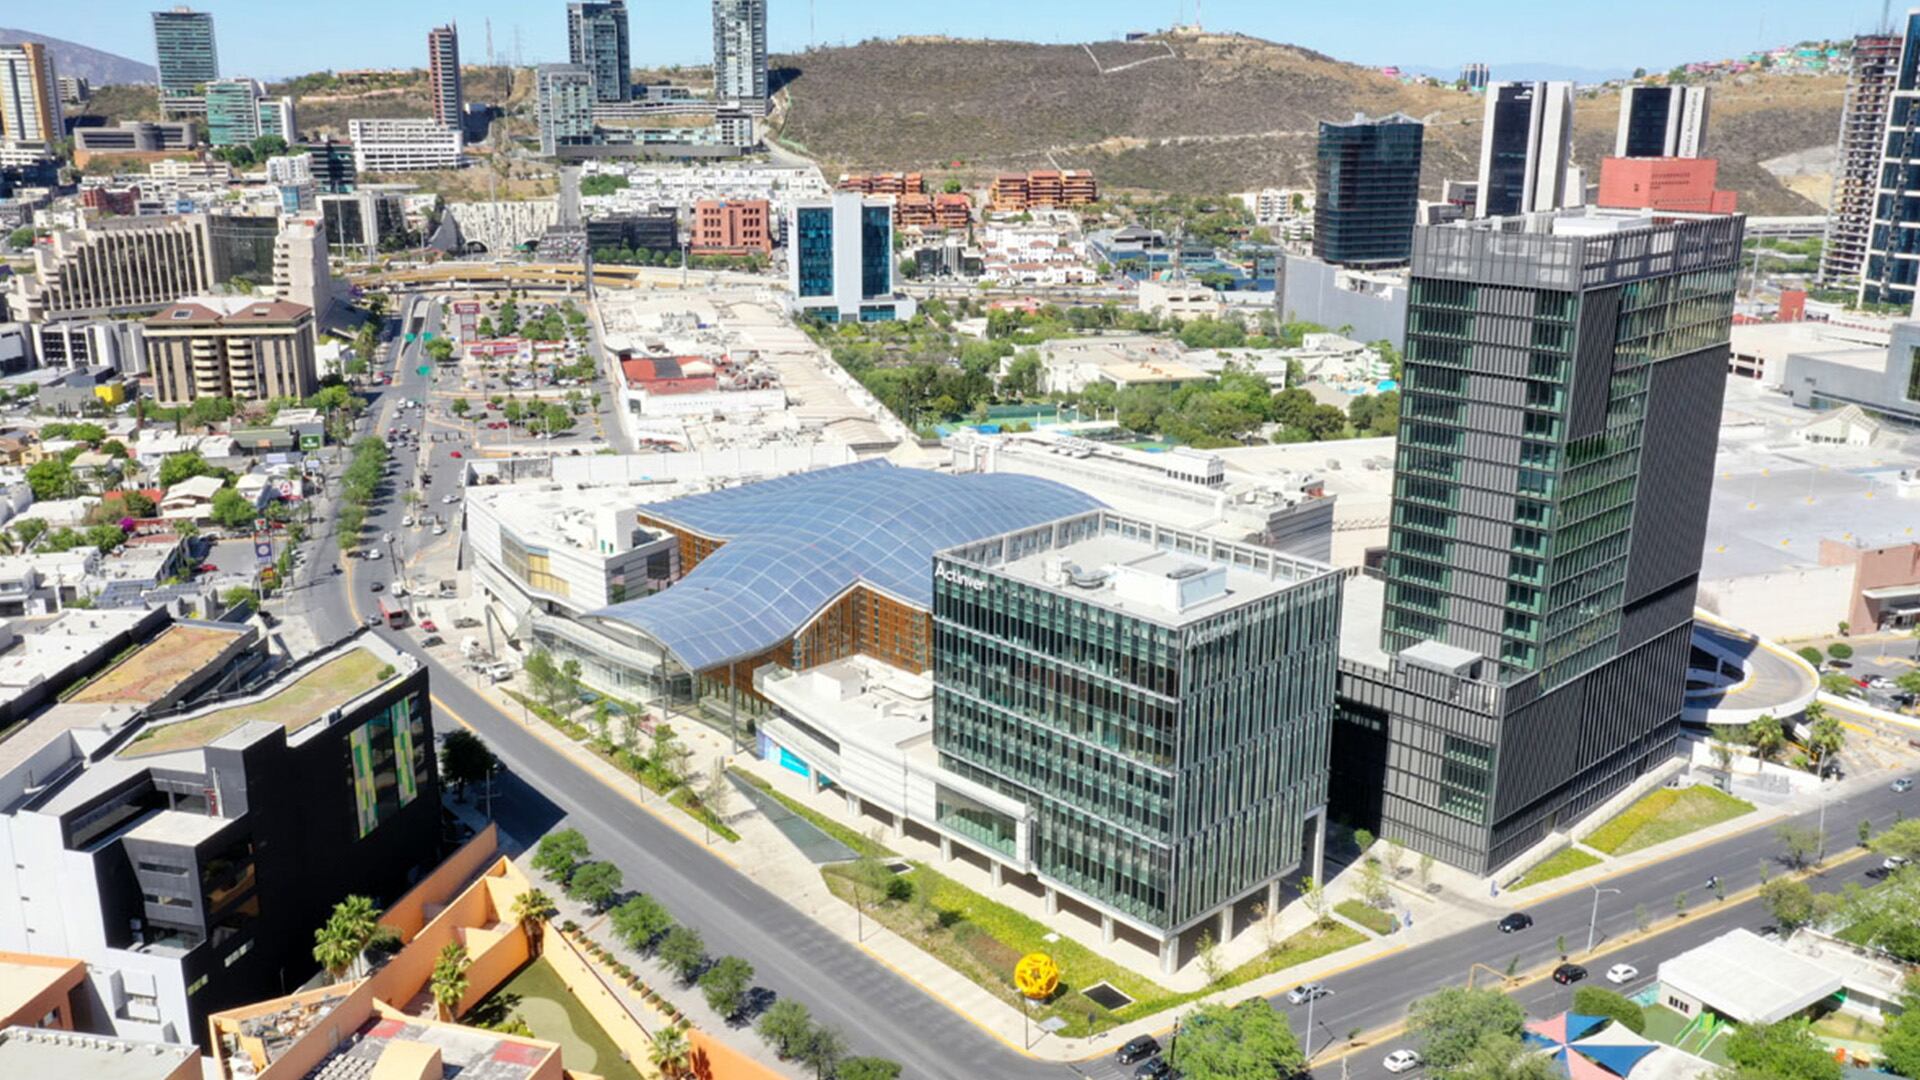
[301,290,1920,1080]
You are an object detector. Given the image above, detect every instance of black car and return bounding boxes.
[1498,912,1534,933]
[1552,963,1588,985]
[1118,1035,1161,1065]
[1134,1058,1173,1080]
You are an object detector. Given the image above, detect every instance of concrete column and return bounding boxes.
[940,837,953,862]
[1219,903,1233,944]
[1311,806,1329,887]
[990,861,1004,888]
[891,810,904,837]
[1159,935,1179,977]
[1102,915,1116,945]
[1045,887,1059,916]
[846,792,859,817]
[1267,877,1281,915]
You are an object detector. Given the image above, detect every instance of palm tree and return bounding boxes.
[511,888,554,958]
[430,942,470,1022]
[312,922,359,983]
[648,1023,691,1078]
[331,895,380,978]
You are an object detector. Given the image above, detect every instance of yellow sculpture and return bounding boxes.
[1014,952,1059,1000]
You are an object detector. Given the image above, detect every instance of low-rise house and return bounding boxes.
[158,474,225,519]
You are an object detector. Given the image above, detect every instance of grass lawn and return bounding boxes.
[469,957,643,1080]
[124,648,393,757]
[1514,846,1603,889]
[1584,786,1754,856]
[71,625,240,704]
[730,767,895,858]
[1813,1011,1885,1047]
[1640,1005,1691,1047]
[1335,899,1398,936]
[820,862,1363,1037]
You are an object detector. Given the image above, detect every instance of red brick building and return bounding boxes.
[1595,158,1738,213]
[691,199,773,255]
[838,172,923,196]
[895,192,973,230]
[989,169,1098,212]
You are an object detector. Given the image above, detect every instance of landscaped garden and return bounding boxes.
[1513,846,1603,889]
[468,957,644,1080]
[124,647,395,757]
[1584,786,1754,856]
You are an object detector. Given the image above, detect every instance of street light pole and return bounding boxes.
[1587,884,1622,954]
[1305,989,1317,1062]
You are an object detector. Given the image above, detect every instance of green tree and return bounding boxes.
[658,925,706,983]
[157,450,212,487]
[430,942,470,1021]
[1571,987,1645,1034]
[1747,713,1787,762]
[1804,704,1845,773]
[312,894,380,982]
[85,523,127,552]
[25,458,77,500]
[451,397,470,416]
[1168,999,1306,1080]
[511,888,554,958]
[1408,987,1526,1071]
[1759,878,1817,931]
[797,1025,848,1080]
[611,894,674,952]
[649,1022,692,1078]
[698,955,754,1019]
[1722,1020,1843,1080]
[439,730,497,799]
[1872,820,1920,862]
[210,487,255,529]
[756,999,812,1058]
[531,827,590,883]
[1776,823,1824,869]
[838,1059,903,1080]
[6,226,34,249]
[1882,980,1920,1078]
[564,860,622,912]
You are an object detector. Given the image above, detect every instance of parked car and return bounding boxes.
[1286,983,1332,1005]
[420,619,438,633]
[450,451,463,459]
[1133,1059,1173,1080]
[365,613,382,627]
[368,581,383,593]
[1497,912,1534,934]
[1605,964,1639,984]
[1894,778,1915,794]
[1117,1036,1160,1065]
[1552,963,1588,985]
[1383,1049,1422,1074]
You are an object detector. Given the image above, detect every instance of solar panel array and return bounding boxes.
[592,460,1102,671]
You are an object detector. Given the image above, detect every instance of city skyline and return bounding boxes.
[5,0,1899,82]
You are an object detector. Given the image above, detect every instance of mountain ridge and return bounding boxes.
[0,27,153,86]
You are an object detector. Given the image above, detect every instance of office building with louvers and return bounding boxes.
[933,510,1342,972]
[1331,208,1743,873]
[6,213,279,324]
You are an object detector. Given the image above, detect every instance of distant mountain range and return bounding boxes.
[1397,62,1638,85]
[0,27,153,85]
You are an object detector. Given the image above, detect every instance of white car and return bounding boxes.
[1605,963,1639,985]
[1384,1049,1422,1074]
[365,548,383,560]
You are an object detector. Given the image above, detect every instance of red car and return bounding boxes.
[420,619,438,633]
[197,562,218,573]
[450,451,462,458]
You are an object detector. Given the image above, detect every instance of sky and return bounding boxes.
[19,0,1903,81]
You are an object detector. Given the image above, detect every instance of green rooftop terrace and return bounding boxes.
[122,648,397,759]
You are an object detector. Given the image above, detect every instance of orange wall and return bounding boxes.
[380,824,500,941]
[367,856,533,1017]
[540,926,658,1065]
[0,953,86,1030]
[687,1030,787,1080]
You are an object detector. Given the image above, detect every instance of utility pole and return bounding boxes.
[1587,884,1622,953]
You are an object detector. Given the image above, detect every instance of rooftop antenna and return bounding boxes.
[1885,0,1895,35]
[810,0,816,49]
[485,17,495,69]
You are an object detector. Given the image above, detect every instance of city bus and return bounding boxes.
[379,599,410,629]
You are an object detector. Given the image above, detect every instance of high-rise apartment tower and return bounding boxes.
[0,42,63,147]
[1476,81,1578,218]
[428,23,463,130]
[1616,85,1709,158]
[567,0,631,103]
[1822,33,1902,285]
[712,0,769,115]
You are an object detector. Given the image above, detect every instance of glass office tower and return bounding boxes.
[1335,208,1743,872]
[567,0,632,103]
[1314,113,1424,267]
[934,510,1342,970]
[1862,11,1920,307]
[152,7,219,115]
[787,192,914,322]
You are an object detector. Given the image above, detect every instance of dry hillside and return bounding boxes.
[772,33,1845,215]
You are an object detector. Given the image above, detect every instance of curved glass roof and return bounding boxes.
[591,460,1101,672]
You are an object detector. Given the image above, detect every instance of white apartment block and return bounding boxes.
[348,118,466,172]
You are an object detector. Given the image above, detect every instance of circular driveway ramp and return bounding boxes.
[1685,617,1817,728]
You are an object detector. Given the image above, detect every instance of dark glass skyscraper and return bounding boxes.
[151,7,219,116]
[1334,208,1743,872]
[1313,113,1424,267]
[567,0,632,103]
[1862,11,1920,307]
[1477,81,1576,218]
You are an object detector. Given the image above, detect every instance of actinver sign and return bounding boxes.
[1187,616,1241,648]
[936,565,990,591]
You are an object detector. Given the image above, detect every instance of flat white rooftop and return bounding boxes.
[1658,927,1844,1024]
[0,1025,196,1080]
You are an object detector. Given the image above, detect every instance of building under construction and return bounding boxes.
[1821,31,1902,285]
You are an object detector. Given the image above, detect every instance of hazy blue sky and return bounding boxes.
[22,0,1899,80]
